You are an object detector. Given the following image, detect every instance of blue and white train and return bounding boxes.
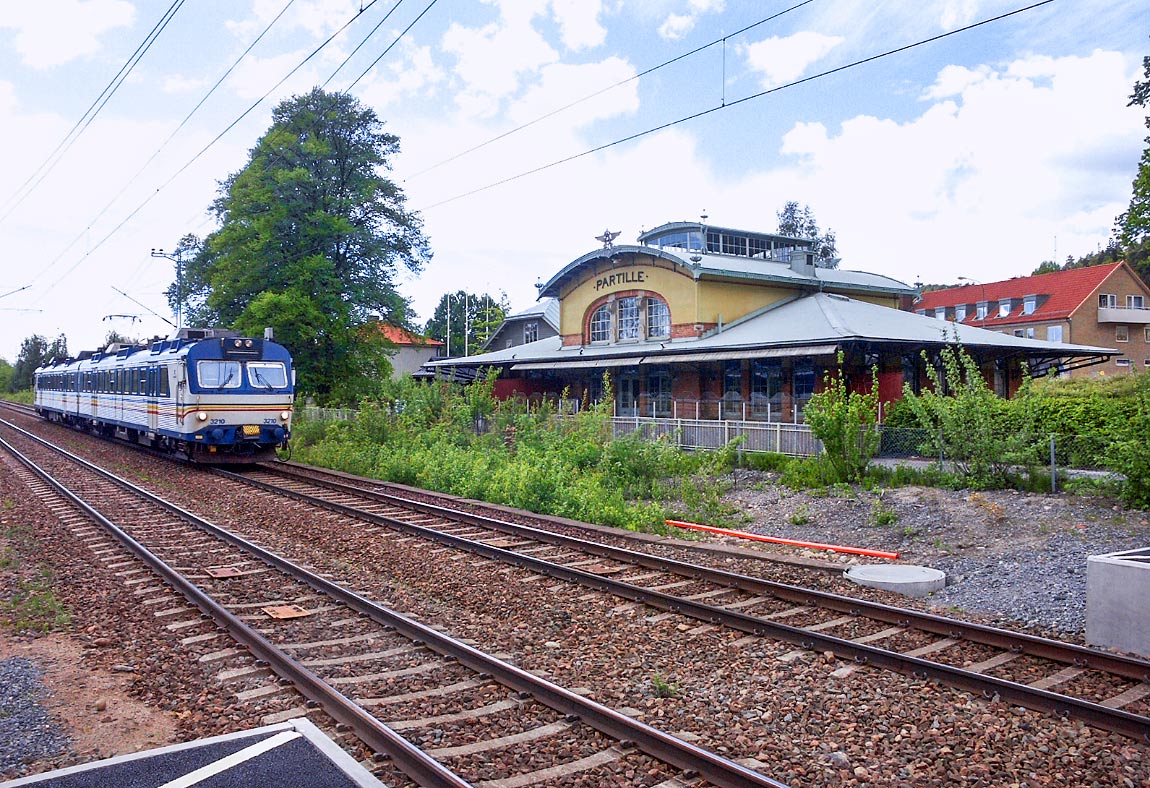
[34,328,293,463]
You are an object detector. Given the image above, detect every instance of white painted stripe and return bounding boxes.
[156,731,301,788]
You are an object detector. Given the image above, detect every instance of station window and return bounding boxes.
[722,361,742,400]
[647,300,670,338]
[589,304,613,343]
[587,296,671,344]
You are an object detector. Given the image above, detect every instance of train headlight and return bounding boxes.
[196,411,209,421]
[279,410,291,422]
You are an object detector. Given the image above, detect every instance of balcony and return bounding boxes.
[1098,306,1150,324]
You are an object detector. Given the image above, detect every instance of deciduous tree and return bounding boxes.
[775,201,838,265]
[173,88,430,403]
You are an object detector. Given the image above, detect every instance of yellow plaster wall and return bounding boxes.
[559,260,697,335]
[557,253,903,335]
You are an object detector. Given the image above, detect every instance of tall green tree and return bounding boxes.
[775,201,838,266]
[0,358,13,393]
[174,88,430,403]
[1115,51,1150,278]
[424,290,509,356]
[10,334,67,392]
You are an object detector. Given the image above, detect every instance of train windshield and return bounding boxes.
[198,360,242,388]
[248,361,289,389]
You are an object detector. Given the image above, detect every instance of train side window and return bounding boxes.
[160,371,169,397]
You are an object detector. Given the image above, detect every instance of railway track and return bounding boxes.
[224,461,1150,743]
[0,418,789,788]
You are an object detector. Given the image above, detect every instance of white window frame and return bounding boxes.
[1128,294,1146,310]
[955,304,967,322]
[1100,293,1117,308]
[1047,325,1063,343]
[1022,295,1037,315]
[1116,325,1130,343]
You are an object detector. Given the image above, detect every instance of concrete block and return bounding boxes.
[1087,547,1150,657]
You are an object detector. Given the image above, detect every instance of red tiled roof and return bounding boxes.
[377,324,443,347]
[914,262,1126,325]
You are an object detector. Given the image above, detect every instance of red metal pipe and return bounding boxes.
[664,519,900,560]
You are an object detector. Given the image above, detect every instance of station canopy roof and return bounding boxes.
[428,292,1115,373]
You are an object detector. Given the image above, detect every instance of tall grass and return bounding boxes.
[291,377,740,531]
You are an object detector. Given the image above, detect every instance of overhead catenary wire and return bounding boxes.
[405,0,817,181]
[418,0,1055,212]
[36,0,404,299]
[322,0,409,90]
[0,0,186,228]
[31,0,300,288]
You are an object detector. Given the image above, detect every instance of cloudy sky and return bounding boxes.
[0,0,1145,361]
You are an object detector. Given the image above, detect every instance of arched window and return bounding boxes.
[590,304,613,343]
[646,299,670,338]
[618,297,641,341]
[587,296,672,344]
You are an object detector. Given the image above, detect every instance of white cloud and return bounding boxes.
[742,32,845,90]
[658,14,694,41]
[0,0,134,68]
[550,0,607,51]
[656,0,724,41]
[440,3,559,119]
[773,49,1143,282]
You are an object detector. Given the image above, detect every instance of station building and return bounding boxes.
[431,221,1115,421]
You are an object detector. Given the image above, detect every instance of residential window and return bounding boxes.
[1145,326,1150,343]
[1117,358,1133,367]
[590,304,613,343]
[1099,293,1117,308]
[998,298,1012,318]
[1026,327,1035,339]
[955,304,967,322]
[1023,294,1037,315]
[1128,295,1146,310]
[1117,325,1129,343]
[523,321,538,344]
[934,307,946,320]
[1047,325,1063,343]
[1013,329,1025,338]
[976,301,988,320]
[646,299,670,338]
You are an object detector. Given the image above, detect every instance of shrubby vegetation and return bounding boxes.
[290,376,742,531]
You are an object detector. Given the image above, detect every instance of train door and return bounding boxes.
[146,366,159,435]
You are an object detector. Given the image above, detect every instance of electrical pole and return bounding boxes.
[151,247,186,328]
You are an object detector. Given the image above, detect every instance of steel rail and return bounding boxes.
[229,464,1150,742]
[254,463,1150,681]
[0,420,789,788]
[0,429,473,788]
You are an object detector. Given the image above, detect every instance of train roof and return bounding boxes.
[35,330,290,373]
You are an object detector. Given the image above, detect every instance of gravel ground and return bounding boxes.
[3,415,1150,787]
[0,657,72,774]
[726,470,1150,637]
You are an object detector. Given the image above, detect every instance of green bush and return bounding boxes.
[802,355,880,483]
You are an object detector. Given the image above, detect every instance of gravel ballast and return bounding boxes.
[0,656,72,776]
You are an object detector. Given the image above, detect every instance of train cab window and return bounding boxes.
[198,360,242,388]
[247,361,288,389]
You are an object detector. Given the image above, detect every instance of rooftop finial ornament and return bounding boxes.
[595,229,620,249]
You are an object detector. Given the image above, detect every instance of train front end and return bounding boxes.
[181,335,294,462]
